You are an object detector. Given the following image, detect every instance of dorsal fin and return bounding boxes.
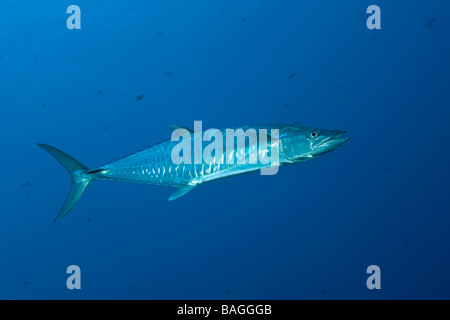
[169,124,193,133]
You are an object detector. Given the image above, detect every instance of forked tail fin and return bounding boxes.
[37,143,94,223]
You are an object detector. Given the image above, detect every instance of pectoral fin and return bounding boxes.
[169,185,196,201]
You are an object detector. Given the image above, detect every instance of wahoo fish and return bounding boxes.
[38,124,349,222]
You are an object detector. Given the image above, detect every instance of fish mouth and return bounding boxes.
[313,131,349,155]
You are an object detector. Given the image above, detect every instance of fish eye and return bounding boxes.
[308,130,319,140]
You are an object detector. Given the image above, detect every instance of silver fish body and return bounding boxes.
[94,125,283,187]
[38,124,348,222]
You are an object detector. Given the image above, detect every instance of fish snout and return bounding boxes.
[313,130,349,155]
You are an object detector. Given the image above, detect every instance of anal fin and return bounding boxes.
[169,185,196,201]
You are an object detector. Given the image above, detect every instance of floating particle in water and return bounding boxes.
[425,18,436,28]
[337,83,344,88]
[82,257,88,260]
[242,17,246,23]
[21,181,32,188]
[405,240,412,245]
[103,126,109,131]
[98,90,103,95]
[322,289,328,294]
[23,281,31,285]
[384,166,390,172]
[288,73,296,79]
[165,71,172,76]
[157,31,163,36]
[400,206,409,211]
[41,103,47,108]
[136,94,144,102]
[221,10,228,14]
[88,217,92,223]
[282,104,290,109]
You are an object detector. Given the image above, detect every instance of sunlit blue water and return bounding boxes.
[1,0,449,299]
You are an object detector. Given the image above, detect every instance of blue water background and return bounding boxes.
[0,0,449,299]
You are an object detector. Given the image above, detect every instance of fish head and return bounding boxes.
[280,125,349,162]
